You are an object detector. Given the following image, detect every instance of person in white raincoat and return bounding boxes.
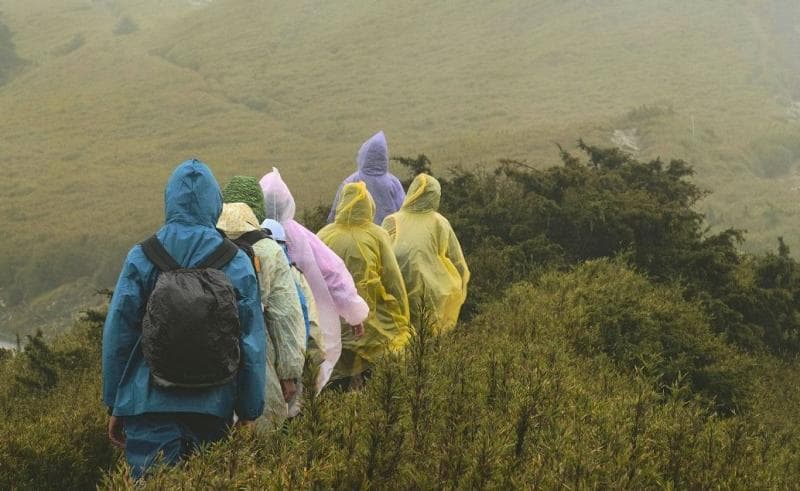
[217,202,306,430]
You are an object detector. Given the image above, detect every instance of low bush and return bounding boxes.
[0,311,117,490]
[393,143,800,359]
[101,262,796,489]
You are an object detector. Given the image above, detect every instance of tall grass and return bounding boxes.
[97,261,798,489]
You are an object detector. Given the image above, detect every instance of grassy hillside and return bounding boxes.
[2,261,798,488]
[1,140,798,488]
[0,0,799,337]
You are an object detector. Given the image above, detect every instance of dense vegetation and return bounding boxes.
[0,144,797,489]
[425,143,800,361]
[0,319,114,490]
[101,265,798,489]
[2,1,800,340]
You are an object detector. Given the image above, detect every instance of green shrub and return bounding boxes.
[525,260,752,413]
[51,34,85,57]
[100,263,796,489]
[0,313,116,490]
[0,15,24,86]
[112,15,138,36]
[394,143,800,358]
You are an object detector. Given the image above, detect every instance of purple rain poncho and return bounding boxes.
[327,131,406,225]
[260,168,369,390]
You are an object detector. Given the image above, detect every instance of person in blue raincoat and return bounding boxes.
[102,159,267,478]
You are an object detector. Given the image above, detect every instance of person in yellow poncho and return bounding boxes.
[318,182,412,388]
[382,174,470,335]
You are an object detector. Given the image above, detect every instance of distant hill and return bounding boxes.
[1,0,799,337]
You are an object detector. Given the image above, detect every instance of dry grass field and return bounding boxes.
[1,0,799,338]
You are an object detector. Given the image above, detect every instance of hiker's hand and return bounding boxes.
[238,419,255,427]
[351,322,365,338]
[280,379,297,402]
[108,416,126,449]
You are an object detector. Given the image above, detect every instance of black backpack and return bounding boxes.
[140,235,242,389]
[232,229,271,274]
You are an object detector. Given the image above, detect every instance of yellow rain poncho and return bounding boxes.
[382,174,470,335]
[318,182,411,380]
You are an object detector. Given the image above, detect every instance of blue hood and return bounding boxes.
[164,159,223,227]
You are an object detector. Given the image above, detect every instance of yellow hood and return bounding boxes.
[217,202,261,240]
[334,182,376,226]
[401,174,441,213]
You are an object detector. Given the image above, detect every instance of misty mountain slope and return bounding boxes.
[153,1,780,143]
[0,0,798,337]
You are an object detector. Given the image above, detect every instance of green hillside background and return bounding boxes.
[1,0,800,341]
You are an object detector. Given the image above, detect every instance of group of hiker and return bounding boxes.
[101,131,470,477]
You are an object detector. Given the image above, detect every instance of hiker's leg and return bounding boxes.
[361,368,373,383]
[287,380,303,418]
[123,413,184,479]
[180,413,230,454]
[260,344,288,431]
[349,373,364,390]
[325,375,353,392]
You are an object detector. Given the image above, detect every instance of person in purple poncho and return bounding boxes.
[327,131,406,224]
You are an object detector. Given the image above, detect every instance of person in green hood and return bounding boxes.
[220,178,306,430]
[222,176,267,223]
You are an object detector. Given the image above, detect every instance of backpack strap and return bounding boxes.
[141,235,181,272]
[238,229,270,247]
[199,238,240,270]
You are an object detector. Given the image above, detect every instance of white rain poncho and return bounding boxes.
[217,203,306,430]
[260,168,369,390]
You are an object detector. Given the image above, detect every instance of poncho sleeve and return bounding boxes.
[303,226,369,326]
[390,175,406,214]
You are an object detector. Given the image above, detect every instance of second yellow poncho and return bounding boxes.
[382,174,469,335]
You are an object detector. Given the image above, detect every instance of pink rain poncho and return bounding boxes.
[327,131,406,225]
[260,168,369,390]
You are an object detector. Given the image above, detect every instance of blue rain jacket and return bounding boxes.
[283,245,311,343]
[102,160,267,421]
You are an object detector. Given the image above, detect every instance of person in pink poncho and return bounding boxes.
[260,168,369,390]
